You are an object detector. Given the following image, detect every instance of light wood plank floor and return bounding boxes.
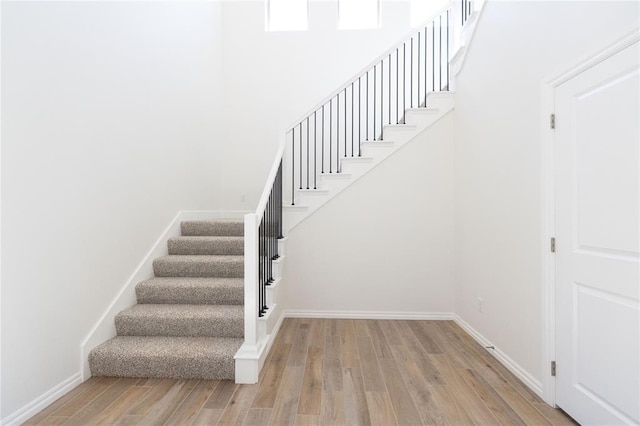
[25,319,577,425]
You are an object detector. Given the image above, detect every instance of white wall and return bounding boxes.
[1,2,224,419]
[217,0,416,210]
[283,113,455,314]
[454,0,639,383]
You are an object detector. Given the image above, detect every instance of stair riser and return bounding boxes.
[90,356,235,380]
[278,238,287,258]
[427,94,455,110]
[404,110,441,126]
[405,115,446,130]
[283,209,309,230]
[382,127,418,143]
[168,239,244,255]
[115,316,243,338]
[266,283,279,307]
[294,192,332,210]
[339,161,374,176]
[258,303,282,338]
[153,260,244,278]
[360,146,394,159]
[273,258,285,281]
[317,175,351,194]
[181,221,244,237]
[135,287,243,305]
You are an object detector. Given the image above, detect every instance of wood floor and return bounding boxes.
[25,319,577,425]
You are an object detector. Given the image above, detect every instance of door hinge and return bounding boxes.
[550,114,556,129]
[550,237,556,253]
[551,361,556,376]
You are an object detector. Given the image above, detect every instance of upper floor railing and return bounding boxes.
[242,0,475,351]
[286,0,472,206]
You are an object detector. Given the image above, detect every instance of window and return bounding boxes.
[338,0,380,30]
[267,0,308,31]
[410,0,448,27]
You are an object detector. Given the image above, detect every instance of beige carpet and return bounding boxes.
[89,220,244,380]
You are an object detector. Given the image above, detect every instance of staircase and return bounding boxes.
[86,0,480,384]
[89,219,245,380]
[284,92,455,230]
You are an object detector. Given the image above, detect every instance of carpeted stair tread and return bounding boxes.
[153,255,244,278]
[115,304,243,337]
[136,277,243,305]
[89,336,242,380]
[181,220,243,237]
[168,236,244,255]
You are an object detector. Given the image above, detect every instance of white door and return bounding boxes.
[555,41,640,425]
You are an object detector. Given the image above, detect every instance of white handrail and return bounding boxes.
[254,139,286,220]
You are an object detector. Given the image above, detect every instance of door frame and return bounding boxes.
[540,28,640,406]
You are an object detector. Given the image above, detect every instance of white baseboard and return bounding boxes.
[284,310,455,320]
[80,210,250,381]
[1,373,81,426]
[453,314,543,398]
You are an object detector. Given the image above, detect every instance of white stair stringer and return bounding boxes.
[283,92,455,231]
[235,236,287,384]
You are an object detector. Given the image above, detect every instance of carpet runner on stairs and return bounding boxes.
[89,219,244,380]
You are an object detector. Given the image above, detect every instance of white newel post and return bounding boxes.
[243,213,258,348]
[233,212,260,383]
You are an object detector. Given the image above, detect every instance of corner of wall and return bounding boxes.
[453,314,544,397]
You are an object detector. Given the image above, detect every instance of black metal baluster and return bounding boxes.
[439,14,442,90]
[351,82,354,157]
[258,220,261,317]
[330,99,333,173]
[396,48,399,124]
[418,31,421,107]
[291,130,295,205]
[403,42,406,116]
[322,105,325,173]
[374,64,377,140]
[278,162,283,238]
[260,221,264,315]
[358,77,362,156]
[306,117,309,189]
[258,220,264,316]
[270,190,274,290]
[388,53,391,124]
[411,37,414,108]
[271,184,275,280]
[258,221,262,317]
[380,59,383,140]
[262,220,267,312]
[364,71,369,141]
[446,9,450,90]
[337,92,340,171]
[425,26,428,106]
[299,123,302,189]
[267,201,271,287]
[314,111,317,189]
[344,88,347,158]
[432,22,435,92]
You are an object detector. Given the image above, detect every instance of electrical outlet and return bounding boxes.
[241,194,246,202]
[477,297,485,314]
